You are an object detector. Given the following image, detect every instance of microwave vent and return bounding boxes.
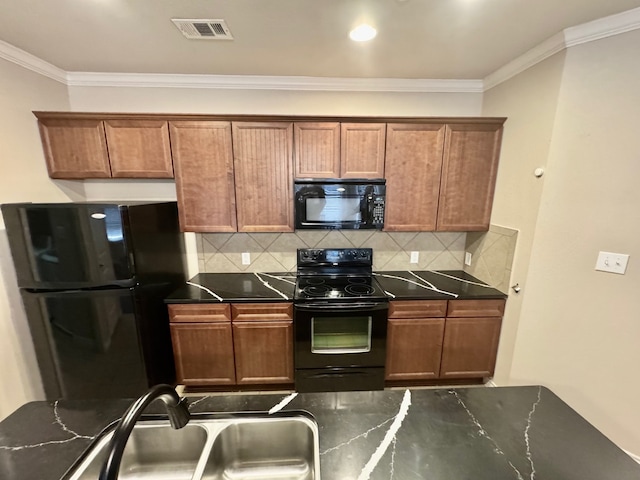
[171,19,234,40]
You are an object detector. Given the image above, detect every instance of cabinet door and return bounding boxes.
[439,317,502,379]
[38,118,111,178]
[170,121,237,232]
[232,122,294,232]
[170,323,236,386]
[294,122,340,178]
[233,321,294,385]
[437,123,503,231]
[385,317,445,381]
[340,123,386,178]
[384,124,446,231]
[105,120,173,178]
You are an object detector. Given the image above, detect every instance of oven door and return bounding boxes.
[294,302,388,369]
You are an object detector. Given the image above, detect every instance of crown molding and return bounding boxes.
[484,7,640,90]
[0,39,67,84]
[65,72,483,93]
[564,6,640,47]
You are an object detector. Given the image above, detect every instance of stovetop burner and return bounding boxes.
[294,248,388,301]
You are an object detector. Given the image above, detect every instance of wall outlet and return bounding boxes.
[410,251,419,264]
[595,251,629,274]
[241,252,251,265]
[464,252,472,266]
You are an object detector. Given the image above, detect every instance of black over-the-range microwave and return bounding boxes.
[294,178,386,230]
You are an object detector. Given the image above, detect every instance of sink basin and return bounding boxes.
[64,412,320,480]
[202,418,317,480]
[67,423,208,480]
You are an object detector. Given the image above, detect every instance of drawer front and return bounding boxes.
[168,303,231,323]
[232,303,293,321]
[447,299,506,318]
[389,300,448,319]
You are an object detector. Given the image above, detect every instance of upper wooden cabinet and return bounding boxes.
[293,122,385,178]
[294,122,341,178]
[104,120,173,178]
[36,114,174,179]
[340,123,386,178]
[232,122,294,232]
[437,123,504,231]
[384,123,446,231]
[170,121,237,232]
[38,118,111,178]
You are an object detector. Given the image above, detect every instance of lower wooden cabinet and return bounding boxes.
[168,302,293,387]
[385,298,505,384]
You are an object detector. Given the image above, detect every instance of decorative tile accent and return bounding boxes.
[196,230,469,273]
[463,224,518,294]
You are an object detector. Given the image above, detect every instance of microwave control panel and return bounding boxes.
[372,196,385,226]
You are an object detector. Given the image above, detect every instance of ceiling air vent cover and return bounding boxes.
[171,19,234,40]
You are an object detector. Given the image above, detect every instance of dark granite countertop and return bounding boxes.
[165,272,297,303]
[373,270,507,300]
[1,386,639,480]
[165,270,506,303]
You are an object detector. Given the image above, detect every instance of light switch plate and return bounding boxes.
[464,252,472,266]
[595,251,629,274]
[410,251,419,264]
[241,252,251,265]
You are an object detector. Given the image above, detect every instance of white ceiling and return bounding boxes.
[1,0,640,80]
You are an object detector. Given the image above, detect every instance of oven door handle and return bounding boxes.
[295,302,387,311]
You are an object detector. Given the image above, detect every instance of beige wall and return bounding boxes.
[481,53,566,383]
[0,58,72,419]
[506,29,640,453]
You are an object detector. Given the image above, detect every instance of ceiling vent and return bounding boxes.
[171,19,234,40]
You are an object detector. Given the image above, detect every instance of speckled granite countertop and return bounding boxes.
[165,270,506,303]
[1,386,638,480]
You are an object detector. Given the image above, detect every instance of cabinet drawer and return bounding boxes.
[447,299,505,318]
[168,303,231,323]
[389,300,448,319]
[232,303,293,321]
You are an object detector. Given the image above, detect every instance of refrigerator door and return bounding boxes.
[21,287,149,400]
[2,203,134,289]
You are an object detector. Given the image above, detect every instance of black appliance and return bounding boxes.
[1,201,186,400]
[293,248,389,392]
[294,178,385,230]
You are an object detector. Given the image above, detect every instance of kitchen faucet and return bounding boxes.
[98,384,190,480]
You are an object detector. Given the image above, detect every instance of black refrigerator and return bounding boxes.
[1,201,187,400]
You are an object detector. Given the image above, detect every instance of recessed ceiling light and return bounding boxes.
[349,24,377,42]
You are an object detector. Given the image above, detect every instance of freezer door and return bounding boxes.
[2,203,134,289]
[21,288,149,399]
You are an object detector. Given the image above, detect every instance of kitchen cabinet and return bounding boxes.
[104,120,173,178]
[170,121,237,232]
[37,117,111,178]
[36,114,174,179]
[168,302,294,388]
[293,122,341,178]
[384,121,503,232]
[168,304,236,386]
[385,298,505,384]
[384,123,446,231]
[231,303,294,385]
[232,122,294,232]
[436,123,503,231]
[439,299,505,379]
[293,122,386,178]
[385,300,447,381]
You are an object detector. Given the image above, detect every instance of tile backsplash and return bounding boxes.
[197,230,467,273]
[463,224,518,294]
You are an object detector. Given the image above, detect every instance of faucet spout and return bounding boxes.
[99,384,190,480]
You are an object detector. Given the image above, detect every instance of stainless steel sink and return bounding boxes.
[201,417,318,480]
[64,412,320,480]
